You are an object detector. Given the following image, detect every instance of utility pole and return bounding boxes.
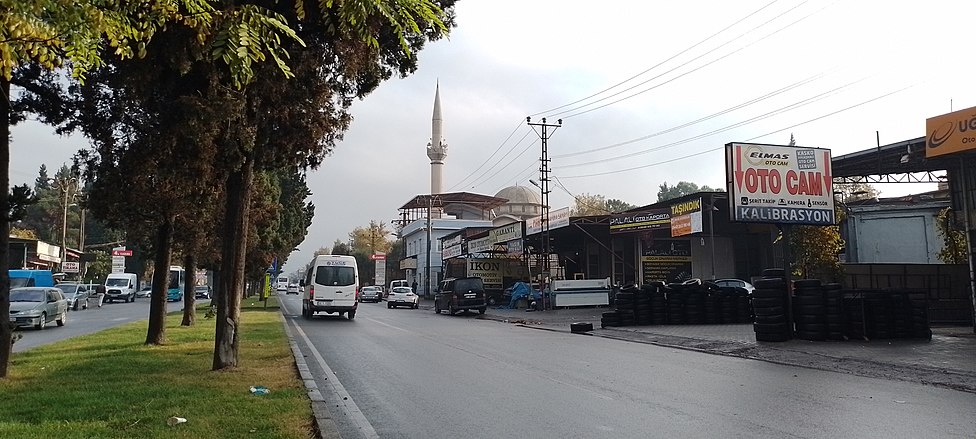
[425,195,433,298]
[526,116,561,310]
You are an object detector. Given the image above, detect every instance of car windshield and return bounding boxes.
[9,278,30,288]
[392,287,411,294]
[314,266,355,286]
[10,289,45,302]
[106,278,129,287]
[55,284,78,294]
[195,286,208,291]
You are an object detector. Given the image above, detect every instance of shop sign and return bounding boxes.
[670,198,703,237]
[610,209,670,234]
[506,239,523,256]
[490,223,523,244]
[526,206,571,235]
[468,237,492,254]
[443,243,463,259]
[726,142,835,226]
[467,259,503,287]
[63,261,80,273]
[442,234,462,248]
[400,258,417,270]
[641,240,692,284]
[926,105,976,158]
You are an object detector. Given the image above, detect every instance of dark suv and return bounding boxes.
[434,277,487,315]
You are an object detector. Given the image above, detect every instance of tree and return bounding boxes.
[605,198,636,213]
[785,133,844,280]
[833,181,880,203]
[656,181,721,203]
[571,193,637,215]
[331,240,352,256]
[936,207,968,264]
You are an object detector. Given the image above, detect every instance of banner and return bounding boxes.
[726,142,835,225]
[641,240,692,283]
[670,198,703,237]
[610,209,670,234]
[468,237,492,254]
[467,259,503,287]
[443,243,463,259]
[926,105,976,158]
[489,222,523,244]
[525,206,572,235]
[375,259,386,286]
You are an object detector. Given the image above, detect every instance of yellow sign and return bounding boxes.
[926,105,976,158]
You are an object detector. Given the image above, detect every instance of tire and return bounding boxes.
[478,307,486,314]
[449,303,457,315]
[347,310,356,320]
[752,297,784,308]
[35,312,46,330]
[302,304,311,319]
[434,301,441,314]
[82,300,88,310]
[73,302,79,311]
[753,322,790,334]
[487,297,497,306]
[793,279,822,288]
[414,303,420,309]
[570,322,593,333]
[753,305,786,316]
[753,314,787,324]
[56,312,66,326]
[388,303,393,309]
[756,331,790,342]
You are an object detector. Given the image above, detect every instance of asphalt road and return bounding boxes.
[12,296,205,352]
[279,295,976,439]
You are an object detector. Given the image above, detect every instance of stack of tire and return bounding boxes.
[793,279,827,341]
[751,277,791,342]
[608,287,638,327]
[909,293,932,340]
[665,283,685,325]
[889,291,911,339]
[716,286,752,324]
[704,288,721,324]
[736,289,753,323]
[600,311,621,328]
[866,293,891,339]
[823,283,846,340]
[683,284,706,324]
[633,286,654,326]
[644,282,668,325]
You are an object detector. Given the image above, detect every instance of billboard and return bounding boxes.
[726,142,835,226]
[525,206,572,235]
[926,105,976,158]
[610,209,670,234]
[467,259,503,288]
[670,198,703,237]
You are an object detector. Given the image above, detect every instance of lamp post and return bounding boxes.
[53,175,78,267]
[425,195,432,298]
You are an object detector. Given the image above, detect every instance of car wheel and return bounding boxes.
[35,312,46,330]
[449,303,457,315]
[478,307,486,315]
[347,310,356,320]
[57,311,66,326]
[82,301,88,310]
[434,302,441,314]
[73,302,79,311]
[413,303,419,309]
[388,303,393,309]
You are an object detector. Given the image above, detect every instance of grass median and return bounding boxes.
[0,296,315,439]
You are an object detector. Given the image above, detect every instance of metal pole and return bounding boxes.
[426,196,432,299]
[526,116,561,310]
[783,224,795,339]
[959,158,976,333]
[61,181,68,267]
[709,195,716,280]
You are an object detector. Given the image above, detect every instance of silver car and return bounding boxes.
[9,287,69,329]
[56,283,93,311]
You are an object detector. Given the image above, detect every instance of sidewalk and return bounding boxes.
[418,298,976,394]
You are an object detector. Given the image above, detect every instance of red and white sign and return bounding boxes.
[369,253,386,261]
[726,142,835,225]
[112,249,133,257]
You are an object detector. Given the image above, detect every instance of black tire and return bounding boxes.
[570,322,593,333]
[754,278,786,289]
[796,304,825,315]
[347,310,356,320]
[449,303,457,315]
[756,331,790,342]
[73,302,79,311]
[35,312,46,330]
[793,279,822,288]
[434,302,441,314]
[478,307,486,314]
[753,305,786,316]
[753,322,790,334]
[752,288,786,299]
[795,314,823,324]
[752,297,785,308]
[388,303,393,309]
[796,331,826,341]
[753,314,787,324]
[56,311,66,326]
[414,303,420,309]
[793,296,824,307]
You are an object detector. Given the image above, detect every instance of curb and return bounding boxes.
[279,314,341,439]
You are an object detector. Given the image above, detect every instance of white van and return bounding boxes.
[302,255,359,320]
[389,279,409,293]
[105,272,138,303]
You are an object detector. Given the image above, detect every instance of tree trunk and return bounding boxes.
[212,154,255,370]
[0,78,13,378]
[146,218,174,345]
[181,253,196,326]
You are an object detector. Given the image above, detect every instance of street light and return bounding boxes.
[51,175,78,267]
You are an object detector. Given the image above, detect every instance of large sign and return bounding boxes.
[369,253,386,261]
[926,105,976,158]
[112,249,133,257]
[670,198,703,237]
[467,259,503,288]
[525,206,572,235]
[375,259,386,286]
[62,261,80,273]
[442,234,462,248]
[489,223,523,244]
[726,142,835,225]
[400,258,417,270]
[641,240,692,283]
[442,243,463,259]
[610,209,670,234]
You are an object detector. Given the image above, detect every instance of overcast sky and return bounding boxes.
[10,0,976,273]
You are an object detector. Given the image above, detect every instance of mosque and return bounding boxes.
[396,84,543,296]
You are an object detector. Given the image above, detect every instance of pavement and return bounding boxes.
[413,297,976,394]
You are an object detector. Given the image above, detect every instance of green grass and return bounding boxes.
[0,296,315,438]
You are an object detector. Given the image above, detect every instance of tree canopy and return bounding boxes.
[656,181,722,203]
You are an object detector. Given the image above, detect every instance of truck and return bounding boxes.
[9,269,55,288]
[104,272,138,303]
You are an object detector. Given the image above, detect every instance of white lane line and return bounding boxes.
[279,297,295,315]
[543,376,615,401]
[290,319,379,439]
[363,317,409,332]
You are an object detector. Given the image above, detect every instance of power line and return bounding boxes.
[529,0,781,117]
[557,0,833,120]
[558,83,917,179]
[447,120,525,191]
[466,136,538,191]
[558,75,870,170]
[552,70,830,160]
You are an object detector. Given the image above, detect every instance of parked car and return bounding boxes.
[55,283,92,311]
[286,283,300,295]
[359,286,382,302]
[434,277,487,315]
[194,285,212,299]
[136,285,152,298]
[387,286,419,309]
[713,279,755,294]
[8,287,68,329]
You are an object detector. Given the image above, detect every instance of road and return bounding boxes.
[279,295,976,439]
[12,296,204,352]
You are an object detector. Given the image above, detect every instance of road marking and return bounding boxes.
[290,319,379,439]
[544,375,614,401]
[363,317,409,332]
[279,297,295,315]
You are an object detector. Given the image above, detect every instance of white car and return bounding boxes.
[286,283,300,295]
[713,279,755,294]
[387,286,419,309]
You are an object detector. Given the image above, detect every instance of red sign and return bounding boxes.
[112,249,133,257]
[369,254,386,261]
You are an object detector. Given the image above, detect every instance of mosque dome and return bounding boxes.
[493,185,542,218]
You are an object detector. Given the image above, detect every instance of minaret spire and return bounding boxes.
[427,81,448,195]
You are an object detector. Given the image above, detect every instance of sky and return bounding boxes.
[10,0,976,274]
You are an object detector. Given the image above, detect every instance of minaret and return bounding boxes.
[427,82,448,195]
